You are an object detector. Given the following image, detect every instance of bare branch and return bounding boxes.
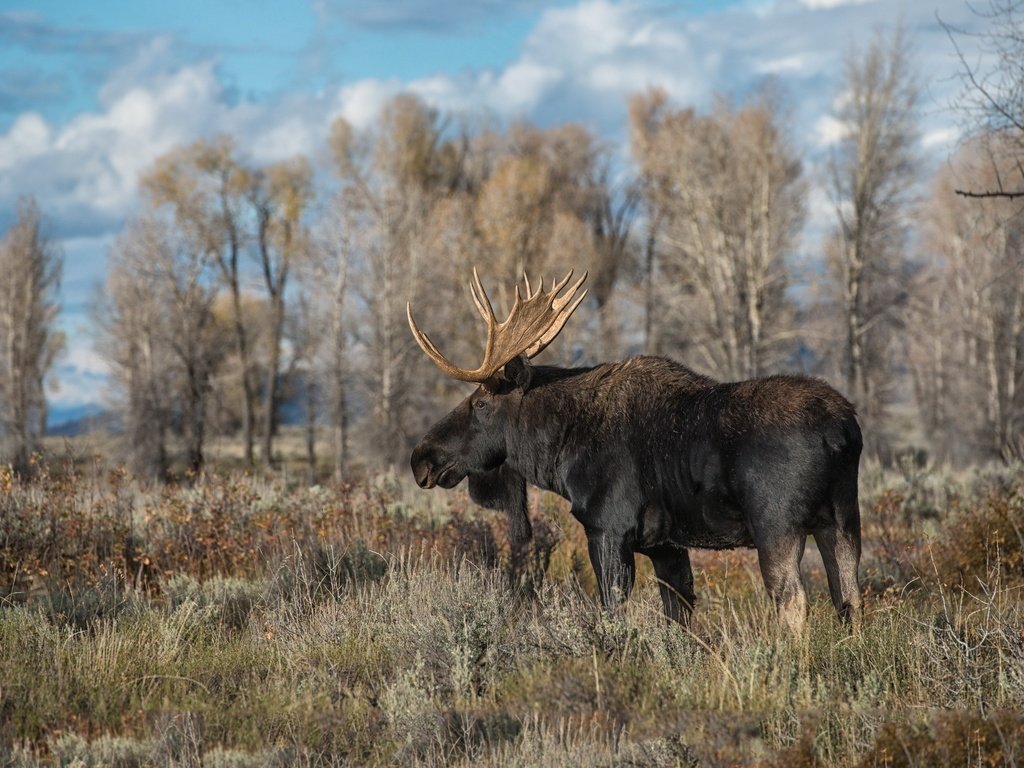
[954,187,1024,197]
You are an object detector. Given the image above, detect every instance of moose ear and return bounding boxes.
[503,355,533,392]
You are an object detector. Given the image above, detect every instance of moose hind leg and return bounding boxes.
[814,524,862,630]
[817,463,864,630]
[647,547,696,626]
[587,531,635,612]
[756,533,807,634]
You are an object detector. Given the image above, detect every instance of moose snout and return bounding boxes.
[411,442,464,489]
[411,442,441,489]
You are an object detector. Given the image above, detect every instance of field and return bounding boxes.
[2,459,1024,767]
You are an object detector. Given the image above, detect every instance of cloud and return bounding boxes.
[798,0,875,8]
[0,39,338,237]
[0,13,153,130]
[48,332,111,410]
[0,11,144,57]
[331,0,704,135]
[922,126,958,149]
[314,0,543,34]
[0,112,52,168]
[326,0,984,153]
[48,363,108,409]
[0,56,219,234]
[814,115,847,146]
[60,343,110,379]
[756,55,807,75]
[0,69,69,113]
[4,0,983,242]
[333,78,405,130]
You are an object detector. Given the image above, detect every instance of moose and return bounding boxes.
[408,269,863,632]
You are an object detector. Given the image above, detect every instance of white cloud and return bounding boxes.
[756,54,806,75]
[334,79,404,130]
[494,60,563,112]
[48,343,110,407]
[0,49,338,236]
[529,0,632,59]
[922,126,959,149]
[0,112,51,168]
[0,60,222,231]
[799,0,875,8]
[62,343,110,379]
[327,0,707,135]
[814,115,848,146]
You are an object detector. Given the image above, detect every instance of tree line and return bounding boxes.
[1,20,1022,478]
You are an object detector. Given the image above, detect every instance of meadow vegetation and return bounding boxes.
[1,460,1023,766]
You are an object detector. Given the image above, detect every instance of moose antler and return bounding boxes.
[407,268,588,382]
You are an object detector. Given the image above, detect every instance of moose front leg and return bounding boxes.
[645,546,696,626]
[469,466,531,549]
[586,530,636,611]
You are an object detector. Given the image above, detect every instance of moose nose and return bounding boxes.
[410,443,436,488]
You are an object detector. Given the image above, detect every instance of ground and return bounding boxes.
[1,456,1023,766]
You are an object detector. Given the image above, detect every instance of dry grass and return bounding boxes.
[1,461,1023,766]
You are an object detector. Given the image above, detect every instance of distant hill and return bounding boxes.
[45,375,314,439]
[46,404,118,437]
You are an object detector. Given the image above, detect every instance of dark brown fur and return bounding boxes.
[412,355,863,631]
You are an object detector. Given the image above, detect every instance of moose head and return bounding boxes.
[407,268,586,490]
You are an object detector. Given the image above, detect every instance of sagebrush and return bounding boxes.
[2,462,1023,766]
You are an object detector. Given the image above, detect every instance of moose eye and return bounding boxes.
[473,398,488,410]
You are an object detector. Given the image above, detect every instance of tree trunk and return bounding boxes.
[305,373,317,485]
[186,364,205,477]
[216,185,256,466]
[262,296,285,467]
[380,250,395,462]
[331,254,349,481]
[644,216,657,353]
[844,240,865,405]
[230,285,256,466]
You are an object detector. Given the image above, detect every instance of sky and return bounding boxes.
[0,0,991,422]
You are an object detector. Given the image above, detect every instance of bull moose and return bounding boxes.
[408,269,862,632]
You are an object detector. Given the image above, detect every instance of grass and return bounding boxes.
[1,461,1023,766]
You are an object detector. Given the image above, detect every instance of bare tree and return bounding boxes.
[248,157,314,466]
[630,84,805,380]
[822,26,919,458]
[910,140,1024,462]
[95,217,225,476]
[582,163,638,361]
[284,287,320,483]
[162,230,223,475]
[628,88,676,353]
[142,137,260,464]
[330,96,455,466]
[472,122,632,361]
[476,124,601,286]
[304,198,353,480]
[0,198,63,474]
[96,221,174,479]
[944,0,1024,198]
